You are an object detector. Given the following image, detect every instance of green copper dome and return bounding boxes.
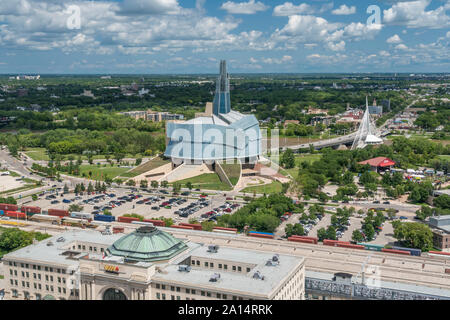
[106,226,188,263]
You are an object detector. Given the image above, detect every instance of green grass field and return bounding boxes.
[242,180,283,194]
[128,156,170,176]
[219,160,241,186]
[25,148,138,162]
[438,155,450,161]
[174,173,232,191]
[77,165,130,181]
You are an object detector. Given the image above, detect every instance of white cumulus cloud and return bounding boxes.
[387,34,402,44]
[221,0,269,15]
[332,5,356,15]
[273,2,314,16]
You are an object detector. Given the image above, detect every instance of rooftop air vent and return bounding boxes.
[265,259,279,267]
[252,271,265,280]
[56,237,65,242]
[209,273,221,282]
[207,245,219,253]
[272,254,279,262]
[178,265,191,273]
[46,241,54,246]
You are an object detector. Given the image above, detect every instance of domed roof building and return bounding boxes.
[106,226,188,263]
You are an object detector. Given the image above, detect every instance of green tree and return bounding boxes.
[352,230,364,243]
[151,180,159,189]
[186,182,193,191]
[173,182,182,194]
[281,149,296,169]
[68,204,84,213]
[392,222,433,251]
[161,181,169,189]
[434,195,450,209]
[140,180,148,189]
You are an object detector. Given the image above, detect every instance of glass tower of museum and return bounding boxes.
[164,61,262,164]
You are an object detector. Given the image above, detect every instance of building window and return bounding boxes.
[201,291,205,296]
[176,287,180,292]
[210,263,214,268]
[219,264,222,269]
[156,293,160,300]
[171,295,175,300]
[186,289,190,294]
[196,261,200,266]
[45,267,48,272]
[223,294,227,300]
[171,286,175,292]
[191,260,196,265]
[205,262,208,267]
[162,294,166,300]
[191,290,196,295]
[246,268,251,273]
[217,293,221,299]
[238,267,242,272]
[155,284,160,289]
[206,292,211,297]
[12,289,18,298]
[161,285,166,290]
[224,265,228,270]
[232,266,236,271]
[36,294,41,300]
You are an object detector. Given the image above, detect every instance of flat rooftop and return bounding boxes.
[3,230,123,266]
[154,244,303,298]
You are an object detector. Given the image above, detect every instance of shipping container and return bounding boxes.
[392,246,422,257]
[143,219,166,227]
[288,237,316,244]
[48,209,69,217]
[336,243,365,250]
[248,231,274,236]
[20,206,41,215]
[30,214,61,223]
[289,235,319,244]
[179,223,202,231]
[248,233,274,239]
[62,217,89,225]
[213,226,238,232]
[118,216,140,223]
[0,204,19,212]
[428,251,450,258]
[5,211,26,220]
[94,214,116,222]
[358,243,384,252]
[171,225,194,230]
[382,248,411,256]
[70,212,92,220]
[323,239,350,246]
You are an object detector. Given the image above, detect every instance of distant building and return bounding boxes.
[428,216,450,252]
[121,110,184,122]
[284,120,300,128]
[2,227,305,300]
[165,60,262,165]
[368,99,383,117]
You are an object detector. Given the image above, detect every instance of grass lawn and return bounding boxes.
[77,165,130,181]
[242,180,283,194]
[220,160,241,186]
[438,155,450,161]
[174,173,232,191]
[24,148,138,162]
[128,156,170,176]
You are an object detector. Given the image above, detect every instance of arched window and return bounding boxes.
[103,288,127,301]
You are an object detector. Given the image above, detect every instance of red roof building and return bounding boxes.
[358,157,396,172]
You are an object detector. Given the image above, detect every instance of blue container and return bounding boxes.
[94,214,116,222]
[393,246,422,257]
[248,231,274,236]
[0,210,4,216]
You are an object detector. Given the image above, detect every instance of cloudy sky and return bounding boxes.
[0,0,449,74]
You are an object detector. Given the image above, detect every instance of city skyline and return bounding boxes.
[0,0,449,74]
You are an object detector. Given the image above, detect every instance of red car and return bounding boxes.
[224,208,232,213]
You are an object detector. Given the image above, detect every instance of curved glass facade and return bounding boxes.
[164,60,262,163]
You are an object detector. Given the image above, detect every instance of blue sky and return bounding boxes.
[0,0,449,74]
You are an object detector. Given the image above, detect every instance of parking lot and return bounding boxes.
[20,187,241,225]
